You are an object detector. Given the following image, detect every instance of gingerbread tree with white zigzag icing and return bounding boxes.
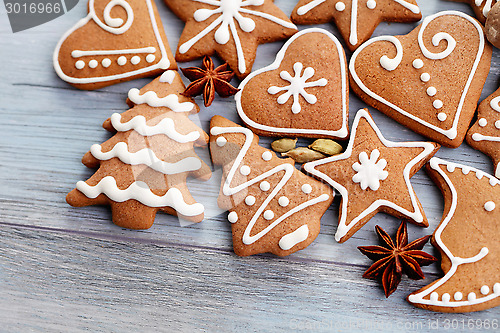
[66,70,211,229]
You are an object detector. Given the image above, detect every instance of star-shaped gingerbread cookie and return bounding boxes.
[163,0,298,79]
[291,0,422,51]
[303,109,440,243]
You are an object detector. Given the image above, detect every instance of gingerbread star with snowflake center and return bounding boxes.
[304,109,440,243]
[164,0,297,79]
[291,0,421,51]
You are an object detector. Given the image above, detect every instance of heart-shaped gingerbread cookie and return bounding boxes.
[235,28,349,139]
[349,11,492,148]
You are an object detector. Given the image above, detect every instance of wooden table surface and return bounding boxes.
[1,0,499,331]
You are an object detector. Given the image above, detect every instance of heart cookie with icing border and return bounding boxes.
[54,0,176,90]
[235,28,349,139]
[349,11,492,148]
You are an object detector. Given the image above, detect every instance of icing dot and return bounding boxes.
[366,0,376,9]
[412,59,423,69]
[240,165,251,176]
[245,195,256,206]
[495,120,500,129]
[131,56,141,65]
[88,60,98,68]
[476,171,484,180]
[301,184,312,194]
[461,167,471,175]
[146,54,156,63]
[426,87,437,96]
[484,201,495,211]
[216,137,227,147]
[430,292,438,302]
[478,118,488,127]
[279,196,290,207]
[494,283,500,293]
[75,60,85,69]
[263,210,274,220]
[446,164,456,172]
[468,292,476,301]
[420,73,430,82]
[117,56,127,66]
[262,151,272,161]
[433,100,443,109]
[260,181,271,192]
[481,285,490,295]
[228,211,238,223]
[102,58,111,68]
[437,112,447,122]
[441,293,451,303]
[453,292,463,301]
[335,1,345,11]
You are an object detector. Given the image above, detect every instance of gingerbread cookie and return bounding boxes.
[235,28,349,139]
[66,70,212,229]
[163,0,297,79]
[304,109,439,243]
[466,87,500,178]
[408,157,500,313]
[350,11,492,148]
[451,0,498,23]
[210,116,333,256]
[54,0,176,90]
[291,0,421,51]
[486,2,500,48]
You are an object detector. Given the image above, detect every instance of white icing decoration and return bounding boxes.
[352,149,389,191]
[240,165,251,176]
[496,121,500,129]
[128,89,195,111]
[437,112,447,122]
[263,210,274,220]
[159,70,176,84]
[471,133,500,142]
[236,28,348,138]
[427,87,437,96]
[71,47,155,58]
[367,0,376,9]
[278,225,309,250]
[350,11,485,140]
[379,37,403,71]
[90,142,201,175]
[412,58,423,69]
[262,151,272,161]
[408,157,499,308]
[216,136,227,147]
[228,211,238,223]
[102,58,112,68]
[301,184,312,194]
[110,113,200,143]
[146,54,155,63]
[335,2,346,11]
[442,293,451,303]
[490,96,500,112]
[481,285,490,295]
[76,177,204,215]
[178,0,296,75]
[433,100,443,109]
[245,195,256,206]
[304,109,435,242]
[260,181,271,192]
[454,292,463,301]
[75,60,85,69]
[420,73,430,82]
[484,201,495,211]
[267,62,327,114]
[210,126,330,245]
[53,0,171,85]
[278,196,289,207]
[89,60,98,68]
[131,55,141,65]
[475,0,500,17]
[479,118,488,127]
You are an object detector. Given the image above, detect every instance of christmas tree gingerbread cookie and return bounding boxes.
[304,109,439,243]
[66,70,211,229]
[408,158,500,313]
[54,0,176,90]
[210,116,333,256]
[163,0,298,79]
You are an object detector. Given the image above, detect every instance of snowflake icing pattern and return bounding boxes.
[267,62,328,114]
[352,149,389,191]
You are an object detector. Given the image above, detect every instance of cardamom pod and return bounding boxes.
[271,138,297,153]
[282,147,326,163]
[309,139,343,155]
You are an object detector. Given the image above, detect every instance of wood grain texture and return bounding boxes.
[0,0,499,330]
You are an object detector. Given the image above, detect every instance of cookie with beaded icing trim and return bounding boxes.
[235,28,349,139]
[349,11,492,148]
[163,0,297,79]
[291,0,422,51]
[209,115,333,256]
[66,70,212,229]
[466,87,500,179]
[408,157,500,313]
[54,0,176,90]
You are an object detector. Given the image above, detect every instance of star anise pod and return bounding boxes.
[358,221,437,298]
[180,56,239,107]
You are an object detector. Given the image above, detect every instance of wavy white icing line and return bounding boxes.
[110,114,200,143]
[304,109,435,242]
[210,126,330,246]
[76,176,204,215]
[90,142,202,174]
[53,0,171,85]
[350,11,485,140]
[235,28,348,138]
[128,89,195,111]
[408,157,499,307]
[278,225,309,250]
[179,0,296,74]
